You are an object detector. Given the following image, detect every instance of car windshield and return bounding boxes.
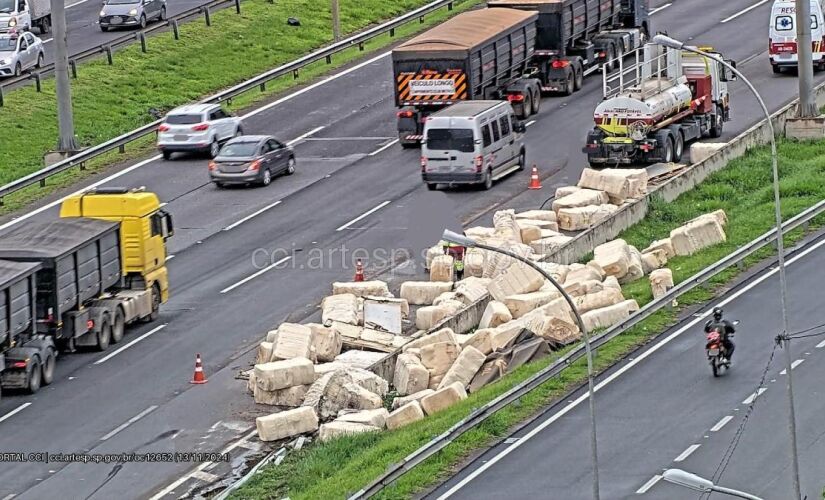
[105,0,139,5]
[164,114,202,125]
[0,0,14,14]
[220,142,259,157]
[0,36,16,52]
[425,128,474,153]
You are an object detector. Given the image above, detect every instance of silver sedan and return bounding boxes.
[0,31,44,78]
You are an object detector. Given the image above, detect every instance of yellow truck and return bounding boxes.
[0,187,173,395]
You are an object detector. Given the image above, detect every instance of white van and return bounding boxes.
[769,0,825,73]
[421,101,526,191]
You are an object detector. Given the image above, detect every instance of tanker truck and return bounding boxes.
[0,187,173,396]
[583,43,735,166]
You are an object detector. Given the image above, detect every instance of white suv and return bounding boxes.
[157,104,243,160]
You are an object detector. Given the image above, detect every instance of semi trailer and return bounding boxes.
[392,0,650,146]
[583,43,735,166]
[0,187,173,396]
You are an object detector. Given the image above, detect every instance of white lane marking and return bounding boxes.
[149,429,257,500]
[816,338,825,348]
[436,235,825,499]
[674,444,701,462]
[721,0,770,23]
[100,405,158,441]
[222,201,282,231]
[368,139,400,156]
[166,254,175,261]
[335,200,391,231]
[286,126,325,146]
[649,2,672,15]
[780,358,804,375]
[93,324,167,365]
[711,415,734,432]
[525,120,536,128]
[742,387,767,405]
[243,51,391,119]
[636,475,662,494]
[0,53,393,233]
[0,403,32,424]
[68,0,92,8]
[2,494,17,500]
[220,256,291,294]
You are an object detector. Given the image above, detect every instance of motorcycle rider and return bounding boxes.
[704,307,736,362]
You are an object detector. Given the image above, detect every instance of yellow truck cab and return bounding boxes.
[59,187,174,306]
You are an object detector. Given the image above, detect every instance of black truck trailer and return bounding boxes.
[392,0,649,146]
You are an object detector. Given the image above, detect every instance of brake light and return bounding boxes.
[46,308,54,322]
[192,123,210,131]
[158,124,170,132]
[507,94,525,102]
[474,155,483,172]
[247,160,261,171]
[551,59,570,69]
[598,51,606,58]
[208,161,217,171]
[87,319,95,330]
[397,110,414,118]
[12,361,26,368]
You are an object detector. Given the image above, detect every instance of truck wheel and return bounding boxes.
[426,183,437,191]
[148,283,161,322]
[672,132,684,162]
[709,106,724,138]
[111,308,125,344]
[518,149,526,171]
[41,349,56,386]
[772,65,782,74]
[96,317,112,352]
[26,358,41,394]
[663,136,674,163]
[40,16,51,35]
[605,43,616,72]
[522,94,532,118]
[563,71,575,96]
[531,89,540,114]
[574,67,584,91]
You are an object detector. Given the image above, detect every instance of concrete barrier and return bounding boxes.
[542,80,825,265]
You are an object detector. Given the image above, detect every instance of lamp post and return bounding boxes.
[652,34,801,500]
[441,229,601,500]
[662,469,764,500]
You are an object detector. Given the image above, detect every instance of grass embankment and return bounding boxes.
[232,138,825,500]
[0,0,480,215]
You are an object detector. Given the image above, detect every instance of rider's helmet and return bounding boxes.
[712,307,723,321]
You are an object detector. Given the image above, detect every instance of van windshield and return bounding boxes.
[426,128,474,152]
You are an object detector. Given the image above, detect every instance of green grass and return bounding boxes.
[0,0,481,215]
[232,137,825,500]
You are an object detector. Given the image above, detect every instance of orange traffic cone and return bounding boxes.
[354,259,365,282]
[528,164,542,190]
[190,353,208,384]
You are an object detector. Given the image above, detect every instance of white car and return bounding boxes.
[0,31,43,77]
[157,104,244,160]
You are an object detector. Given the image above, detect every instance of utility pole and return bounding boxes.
[796,0,818,116]
[331,0,341,42]
[51,0,78,151]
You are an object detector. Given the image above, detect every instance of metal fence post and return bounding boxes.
[105,45,113,65]
[448,1,453,10]
[139,32,147,53]
[234,0,240,13]
[69,59,77,78]
[171,19,179,39]
[0,84,4,107]
[203,6,211,26]
[34,73,41,92]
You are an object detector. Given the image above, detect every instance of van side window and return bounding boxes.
[812,15,819,29]
[151,213,163,237]
[482,124,492,147]
[491,121,501,142]
[499,116,511,137]
[775,15,793,31]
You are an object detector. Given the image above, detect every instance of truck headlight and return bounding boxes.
[8,17,16,27]
[99,9,106,16]
[128,8,137,15]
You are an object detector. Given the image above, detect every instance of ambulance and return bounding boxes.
[769,0,825,72]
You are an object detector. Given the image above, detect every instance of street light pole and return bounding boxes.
[652,35,802,500]
[662,469,764,500]
[50,0,78,151]
[795,0,818,116]
[331,0,341,42]
[441,229,601,500]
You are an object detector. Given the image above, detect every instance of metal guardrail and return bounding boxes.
[350,198,825,499]
[0,0,237,95]
[0,0,459,204]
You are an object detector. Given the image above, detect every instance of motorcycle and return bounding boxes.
[706,319,739,377]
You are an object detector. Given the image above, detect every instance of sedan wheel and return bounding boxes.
[139,14,147,29]
[261,168,272,186]
[36,53,44,69]
[159,6,166,20]
[14,63,21,77]
[209,139,220,158]
[286,157,296,175]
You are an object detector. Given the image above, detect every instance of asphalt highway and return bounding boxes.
[0,0,822,497]
[429,225,825,500]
